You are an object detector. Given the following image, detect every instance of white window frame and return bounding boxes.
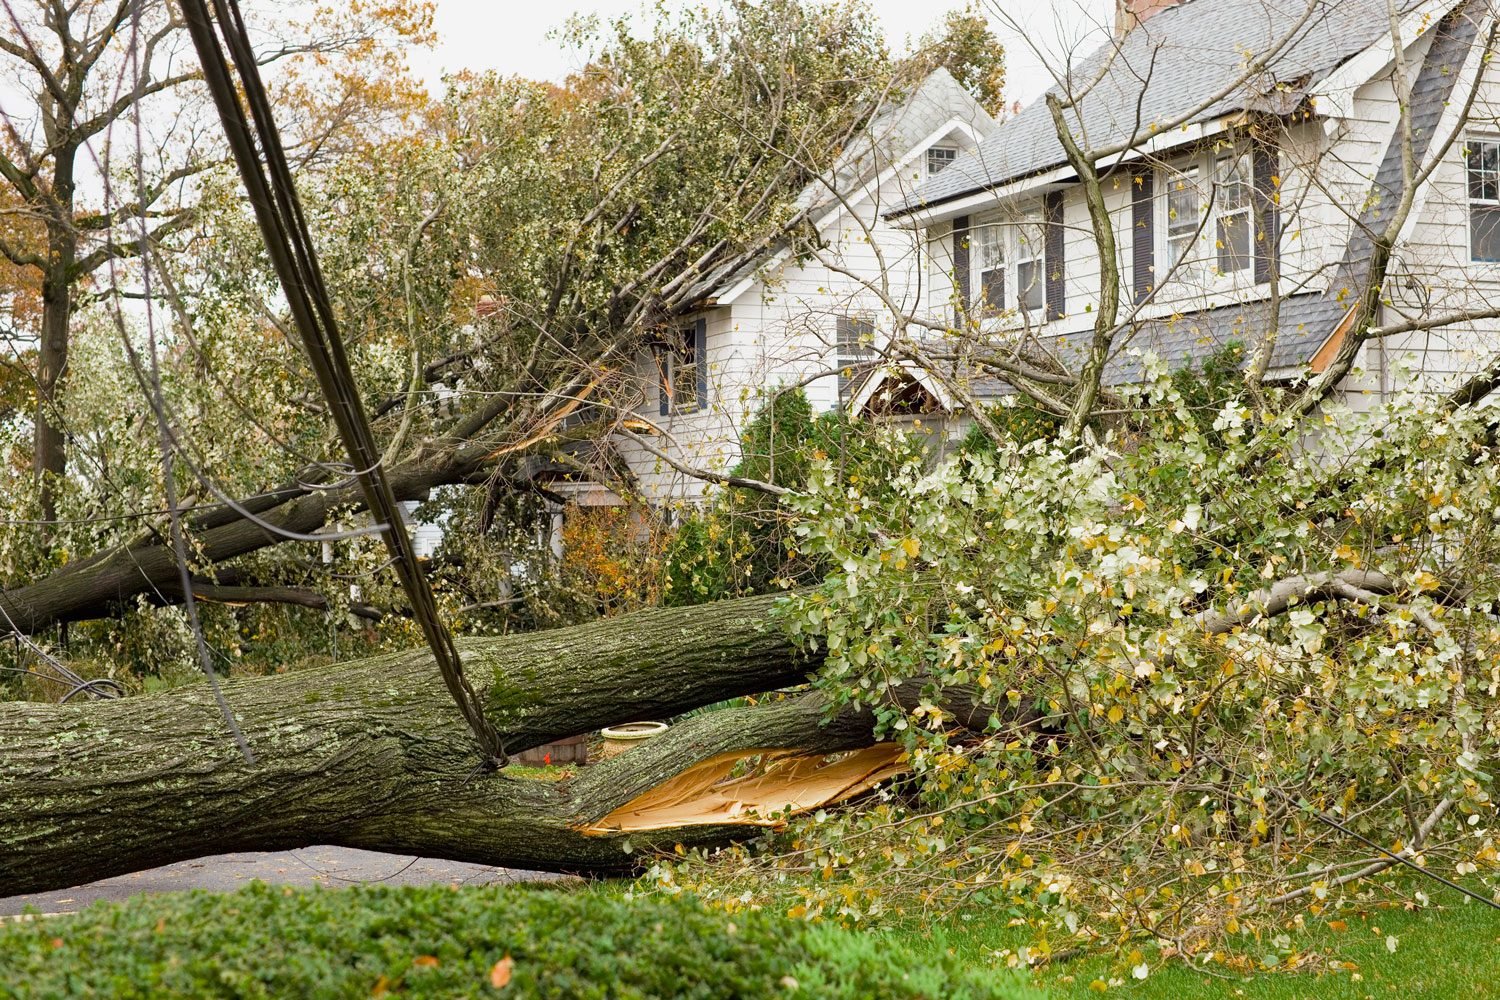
[969,209,1049,322]
[1157,142,1257,285]
[658,326,700,414]
[1214,149,1254,275]
[970,221,1006,317]
[927,146,958,176]
[1466,135,1500,263]
[1014,213,1046,316]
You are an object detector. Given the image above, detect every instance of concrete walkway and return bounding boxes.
[1,847,558,917]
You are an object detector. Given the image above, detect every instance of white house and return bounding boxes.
[613,68,997,506]
[867,0,1500,423]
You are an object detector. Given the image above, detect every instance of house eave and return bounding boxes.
[887,112,1252,227]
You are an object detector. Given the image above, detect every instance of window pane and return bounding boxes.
[980,266,1005,315]
[1166,167,1200,240]
[975,225,1004,269]
[837,316,876,358]
[1018,259,1043,312]
[1218,211,1251,272]
[1216,152,1251,212]
[927,147,957,176]
[1469,141,1500,203]
[1473,205,1500,261]
[1168,233,1194,269]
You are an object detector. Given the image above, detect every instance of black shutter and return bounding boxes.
[694,317,708,409]
[1131,165,1155,305]
[1253,137,1280,284]
[951,215,970,325]
[1044,189,1066,321]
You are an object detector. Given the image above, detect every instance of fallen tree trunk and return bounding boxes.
[0,593,911,896]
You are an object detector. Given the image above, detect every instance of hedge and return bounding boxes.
[0,882,1033,998]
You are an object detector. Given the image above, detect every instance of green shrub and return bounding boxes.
[0,882,1033,999]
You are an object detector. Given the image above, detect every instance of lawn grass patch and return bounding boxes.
[895,887,1500,998]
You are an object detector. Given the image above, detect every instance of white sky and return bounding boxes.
[411,0,1118,108]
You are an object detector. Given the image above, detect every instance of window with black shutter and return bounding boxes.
[655,320,705,414]
[1016,216,1045,315]
[1468,137,1500,261]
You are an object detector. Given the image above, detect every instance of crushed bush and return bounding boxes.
[0,882,1031,999]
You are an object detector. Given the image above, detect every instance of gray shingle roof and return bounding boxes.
[910,292,1343,404]
[898,0,1438,214]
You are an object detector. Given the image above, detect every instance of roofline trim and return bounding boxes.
[888,113,1244,226]
[1309,0,1464,119]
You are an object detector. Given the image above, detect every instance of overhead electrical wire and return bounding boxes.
[175,0,507,768]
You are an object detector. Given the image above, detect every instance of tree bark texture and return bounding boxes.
[0,593,884,896]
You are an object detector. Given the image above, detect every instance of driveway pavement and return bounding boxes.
[0,847,559,917]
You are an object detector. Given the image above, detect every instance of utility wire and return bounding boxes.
[175,0,507,768]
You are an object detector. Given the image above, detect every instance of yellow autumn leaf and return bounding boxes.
[490,956,515,989]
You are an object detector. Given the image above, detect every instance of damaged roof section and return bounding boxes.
[672,68,995,310]
[897,0,1440,215]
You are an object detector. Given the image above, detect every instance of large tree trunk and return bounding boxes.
[0,593,899,896]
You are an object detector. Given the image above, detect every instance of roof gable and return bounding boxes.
[672,68,997,309]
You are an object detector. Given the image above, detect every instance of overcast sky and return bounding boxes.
[410,0,1118,108]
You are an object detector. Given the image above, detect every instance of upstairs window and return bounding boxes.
[971,223,1006,316]
[1164,165,1202,272]
[927,146,957,176]
[966,210,1055,321]
[1468,137,1500,261]
[1215,150,1253,273]
[655,321,705,415]
[1158,143,1257,282]
[836,315,877,400]
[1015,216,1046,315]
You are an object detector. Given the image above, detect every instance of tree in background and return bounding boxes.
[0,0,434,526]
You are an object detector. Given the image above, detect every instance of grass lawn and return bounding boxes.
[897,884,1500,999]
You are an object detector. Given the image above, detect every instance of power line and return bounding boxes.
[175,0,506,768]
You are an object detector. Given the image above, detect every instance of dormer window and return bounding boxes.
[927,146,957,176]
